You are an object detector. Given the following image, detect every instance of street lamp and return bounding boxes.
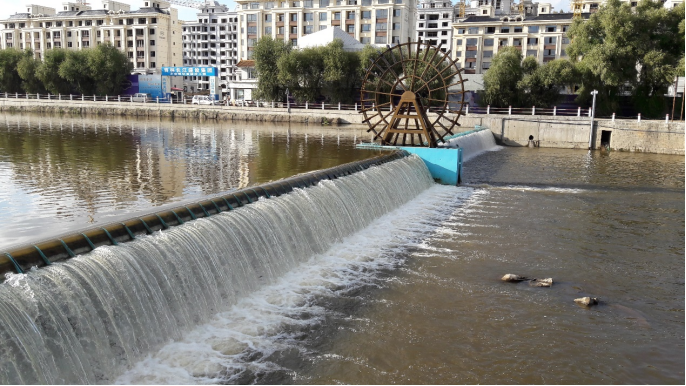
[588,89,598,149]
[285,88,290,113]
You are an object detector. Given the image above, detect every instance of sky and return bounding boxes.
[0,0,568,21]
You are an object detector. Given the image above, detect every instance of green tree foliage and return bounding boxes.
[519,59,577,107]
[253,36,290,101]
[567,0,685,117]
[278,46,326,102]
[36,49,71,95]
[321,40,360,103]
[58,50,95,95]
[482,47,523,107]
[0,48,23,93]
[17,50,45,94]
[87,43,132,95]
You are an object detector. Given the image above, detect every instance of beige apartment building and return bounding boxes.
[452,5,586,74]
[0,0,183,74]
[234,0,418,61]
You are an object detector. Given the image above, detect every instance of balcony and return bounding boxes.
[543,56,555,62]
[331,20,340,26]
[345,19,355,25]
[466,45,477,51]
[544,44,556,50]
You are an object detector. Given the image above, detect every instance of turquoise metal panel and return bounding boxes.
[400,147,462,186]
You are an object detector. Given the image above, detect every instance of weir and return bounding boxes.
[0,151,409,280]
[0,154,436,384]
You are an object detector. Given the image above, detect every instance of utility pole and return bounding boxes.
[588,90,598,149]
[671,76,678,121]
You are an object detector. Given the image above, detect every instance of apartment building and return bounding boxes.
[0,0,183,74]
[181,0,238,95]
[416,0,455,50]
[576,0,683,12]
[234,0,417,61]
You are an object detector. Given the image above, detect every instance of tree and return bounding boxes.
[0,48,23,93]
[278,46,326,102]
[87,43,132,95]
[567,0,685,117]
[519,59,577,107]
[321,40,360,103]
[17,50,45,94]
[253,36,290,101]
[482,47,523,107]
[36,48,72,95]
[59,50,96,95]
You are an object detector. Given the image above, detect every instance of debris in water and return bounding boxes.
[529,278,553,287]
[574,297,599,306]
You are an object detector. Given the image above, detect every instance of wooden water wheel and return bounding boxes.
[360,39,465,148]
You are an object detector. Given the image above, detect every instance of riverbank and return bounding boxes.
[1,99,683,154]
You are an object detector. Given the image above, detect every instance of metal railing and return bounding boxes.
[1,93,681,121]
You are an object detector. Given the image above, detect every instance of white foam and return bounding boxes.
[114,185,475,384]
[443,129,501,161]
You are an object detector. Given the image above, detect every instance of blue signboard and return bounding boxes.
[139,74,169,99]
[161,66,217,77]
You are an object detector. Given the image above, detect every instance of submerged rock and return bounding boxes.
[574,297,599,306]
[501,274,528,282]
[529,278,553,287]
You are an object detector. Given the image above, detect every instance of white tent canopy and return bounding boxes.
[297,27,366,52]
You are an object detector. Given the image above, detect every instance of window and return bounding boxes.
[528,26,539,33]
[319,0,329,6]
[278,26,284,34]
[362,11,371,19]
[562,25,569,32]
[486,26,495,33]
[526,50,537,57]
[466,38,477,46]
[561,37,569,44]
[482,50,492,58]
[375,36,385,44]
[304,13,313,21]
[482,62,490,69]
[138,18,146,24]
[545,36,556,44]
[320,25,327,30]
[393,23,400,30]
[247,26,257,34]
[347,24,354,33]
[304,0,313,6]
[149,28,155,34]
[514,26,522,33]
[290,26,297,34]
[319,13,327,21]
[362,0,371,4]
[465,51,477,58]
[265,14,272,22]
[500,27,509,33]
[347,11,355,20]
[334,12,341,20]
[483,38,493,46]
[376,9,388,18]
[457,28,465,34]
[527,37,538,45]
[376,23,387,30]
[151,18,157,23]
[291,38,297,46]
[291,13,298,21]
[361,24,371,31]
[247,14,257,21]
[303,25,313,34]
[393,9,401,17]
[468,27,478,34]
[361,36,371,44]
[544,49,555,56]
[546,25,556,32]
[441,30,447,35]
[150,51,155,57]
[67,31,72,37]
[250,2,260,8]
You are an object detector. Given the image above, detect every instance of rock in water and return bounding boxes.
[502,274,527,282]
[574,297,599,306]
[529,278,553,287]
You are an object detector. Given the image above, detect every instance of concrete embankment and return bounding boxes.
[0,98,357,125]
[1,99,682,155]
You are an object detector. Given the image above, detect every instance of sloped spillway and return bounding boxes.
[0,154,435,384]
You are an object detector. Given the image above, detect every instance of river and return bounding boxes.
[0,113,683,384]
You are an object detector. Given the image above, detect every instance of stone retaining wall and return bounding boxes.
[1,99,682,155]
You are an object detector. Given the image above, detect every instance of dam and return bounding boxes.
[0,114,683,384]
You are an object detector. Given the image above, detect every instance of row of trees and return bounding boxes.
[253,37,383,104]
[483,0,685,118]
[0,43,132,96]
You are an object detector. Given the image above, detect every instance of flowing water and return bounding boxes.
[0,114,683,385]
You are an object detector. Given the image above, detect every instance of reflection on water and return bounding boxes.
[0,114,377,248]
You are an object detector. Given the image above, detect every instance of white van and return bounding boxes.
[191,95,216,105]
[131,93,150,103]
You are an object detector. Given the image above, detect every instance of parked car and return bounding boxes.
[191,95,216,105]
[131,93,151,103]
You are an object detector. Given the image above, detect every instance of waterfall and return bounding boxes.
[446,129,499,161]
[0,155,434,385]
